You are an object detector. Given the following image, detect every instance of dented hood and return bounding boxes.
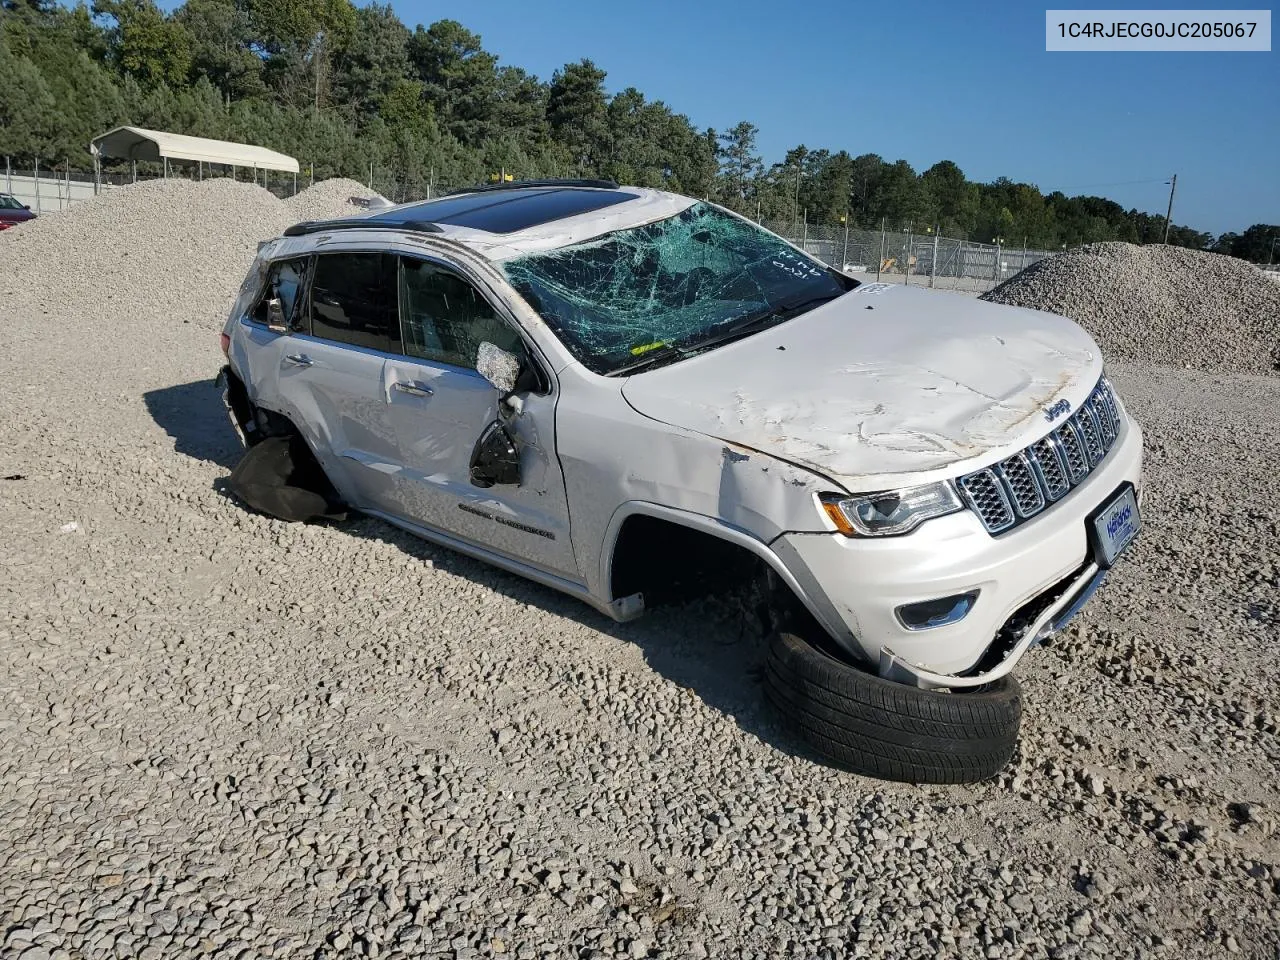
[620,282,1103,490]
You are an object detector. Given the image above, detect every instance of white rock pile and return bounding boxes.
[982,242,1280,375]
[1,177,383,329]
[284,176,386,223]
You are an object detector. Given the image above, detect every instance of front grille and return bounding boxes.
[957,378,1123,535]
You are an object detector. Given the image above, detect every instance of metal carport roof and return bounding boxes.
[90,126,300,174]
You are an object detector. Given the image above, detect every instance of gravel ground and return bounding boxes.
[982,242,1280,376]
[1,182,1277,959]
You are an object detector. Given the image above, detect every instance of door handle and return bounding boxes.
[393,380,433,398]
[283,353,313,367]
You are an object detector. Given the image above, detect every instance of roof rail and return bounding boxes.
[445,178,620,196]
[283,218,443,238]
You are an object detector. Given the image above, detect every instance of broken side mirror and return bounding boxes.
[469,421,520,488]
[476,341,520,396]
[265,296,288,333]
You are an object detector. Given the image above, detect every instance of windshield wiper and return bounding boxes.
[605,291,845,377]
[682,291,845,355]
[606,341,692,377]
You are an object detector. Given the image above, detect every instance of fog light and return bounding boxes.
[895,591,979,631]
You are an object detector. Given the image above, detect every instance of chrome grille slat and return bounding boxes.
[1058,420,1090,481]
[1027,437,1070,500]
[996,453,1045,517]
[957,469,1015,533]
[1090,395,1116,446]
[959,379,1123,535]
[1099,378,1121,430]
[1075,407,1105,465]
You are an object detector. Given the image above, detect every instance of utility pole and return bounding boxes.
[793,162,801,231]
[1162,173,1177,243]
[314,32,324,115]
[930,227,939,288]
[877,217,886,281]
[904,223,913,285]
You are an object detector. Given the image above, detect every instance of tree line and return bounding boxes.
[1,0,1273,259]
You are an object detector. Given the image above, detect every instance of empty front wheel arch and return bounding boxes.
[606,513,822,637]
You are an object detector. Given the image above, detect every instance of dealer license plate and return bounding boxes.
[1090,485,1140,568]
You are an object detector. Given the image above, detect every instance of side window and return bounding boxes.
[310,252,399,352]
[398,257,526,370]
[252,257,309,330]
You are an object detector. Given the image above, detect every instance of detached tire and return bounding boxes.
[227,434,346,523]
[764,631,1021,784]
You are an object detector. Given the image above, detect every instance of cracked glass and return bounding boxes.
[500,203,852,375]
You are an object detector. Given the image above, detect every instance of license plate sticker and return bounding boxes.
[1091,486,1140,567]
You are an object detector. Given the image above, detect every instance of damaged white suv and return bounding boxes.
[217,179,1142,783]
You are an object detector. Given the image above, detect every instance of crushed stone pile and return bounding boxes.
[982,242,1280,376]
[285,176,386,223]
[0,177,383,332]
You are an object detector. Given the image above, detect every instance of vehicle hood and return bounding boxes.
[0,209,35,224]
[619,282,1103,490]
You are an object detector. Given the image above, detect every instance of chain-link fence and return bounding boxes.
[763,219,1058,294]
[3,156,308,213]
[6,156,1063,294]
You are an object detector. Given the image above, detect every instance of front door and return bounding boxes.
[379,256,579,581]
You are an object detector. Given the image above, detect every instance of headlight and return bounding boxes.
[820,482,963,537]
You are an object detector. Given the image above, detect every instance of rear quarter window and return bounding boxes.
[251,257,310,330]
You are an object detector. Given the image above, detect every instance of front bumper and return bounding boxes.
[774,416,1143,683]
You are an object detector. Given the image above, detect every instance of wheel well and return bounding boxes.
[254,404,301,440]
[608,514,819,634]
[609,515,759,605]
[223,366,298,443]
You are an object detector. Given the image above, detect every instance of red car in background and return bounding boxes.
[0,193,36,230]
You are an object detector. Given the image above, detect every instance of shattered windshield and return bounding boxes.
[500,203,853,375]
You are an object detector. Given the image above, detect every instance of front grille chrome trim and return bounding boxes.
[995,453,1045,518]
[1076,405,1105,465]
[956,469,1016,533]
[1026,436,1070,501]
[959,378,1123,535]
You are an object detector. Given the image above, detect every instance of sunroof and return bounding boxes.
[380,188,637,235]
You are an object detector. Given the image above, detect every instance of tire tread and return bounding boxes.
[763,631,1021,783]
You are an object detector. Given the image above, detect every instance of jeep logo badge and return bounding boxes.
[1044,398,1071,423]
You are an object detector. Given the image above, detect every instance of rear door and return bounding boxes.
[379,255,579,580]
[236,255,311,406]
[270,251,404,511]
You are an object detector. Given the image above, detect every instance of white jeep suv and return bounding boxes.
[217,179,1142,783]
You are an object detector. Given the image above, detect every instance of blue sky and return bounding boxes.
[379,0,1277,235]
